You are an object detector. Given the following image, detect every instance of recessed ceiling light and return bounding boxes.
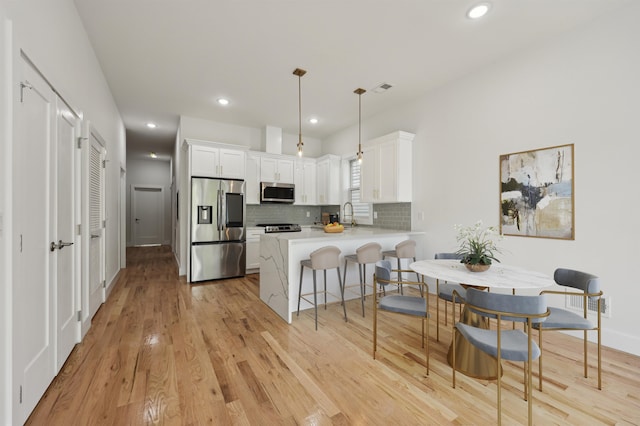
[146,122,157,128]
[467,3,491,19]
[149,152,157,158]
[217,98,230,106]
[309,118,318,124]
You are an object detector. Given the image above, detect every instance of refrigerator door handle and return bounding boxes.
[217,189,223,231]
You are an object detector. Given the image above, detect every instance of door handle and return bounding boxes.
[50,240,74,251]
[91,234,100,239]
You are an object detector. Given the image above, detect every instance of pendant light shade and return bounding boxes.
[354,88,366,163]
[293,68,307,157]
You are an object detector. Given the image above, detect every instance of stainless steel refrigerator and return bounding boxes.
[190,177,246,282]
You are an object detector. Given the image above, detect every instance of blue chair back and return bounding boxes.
[466,288,547,324]
[554,268,600,294]
[375,260,393,284]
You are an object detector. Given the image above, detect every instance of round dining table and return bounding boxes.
[410,259,555,379]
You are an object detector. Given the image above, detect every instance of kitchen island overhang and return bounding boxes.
[259,228,426,323]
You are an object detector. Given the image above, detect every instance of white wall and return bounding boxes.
[126,158,172,246]
[0,0,126,423]
[0,5,11,424]
[324,3,640,356]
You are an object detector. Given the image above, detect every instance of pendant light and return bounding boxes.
[354,88,366,163]
[293,68,307,157]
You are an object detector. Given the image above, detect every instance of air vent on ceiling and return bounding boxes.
[565,293,611,318]
[371,82,393,93]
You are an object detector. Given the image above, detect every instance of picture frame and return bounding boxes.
[499,144,574,239]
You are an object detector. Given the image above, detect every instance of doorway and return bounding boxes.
[132,185,164,246]
[12,53,80,423]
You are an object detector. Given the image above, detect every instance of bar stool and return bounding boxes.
[297,245,347,330]
[382,239,419,295]
[342,242,382,316]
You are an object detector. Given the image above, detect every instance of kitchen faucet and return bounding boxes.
[343,201,356,227]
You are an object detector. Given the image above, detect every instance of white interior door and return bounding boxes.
[88,132,106,320]
[13,55,55,424]
[54,97,80,371]
[132,185,163,246]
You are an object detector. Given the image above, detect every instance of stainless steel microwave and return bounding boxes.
[260,182,295,204]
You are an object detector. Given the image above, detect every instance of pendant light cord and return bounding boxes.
[293,68,306,156]
[354,88,366,161]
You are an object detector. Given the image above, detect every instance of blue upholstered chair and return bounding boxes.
[452,288,549,426]
[534,268,603,390]
[434,252,466,342]
[373,260,430,375]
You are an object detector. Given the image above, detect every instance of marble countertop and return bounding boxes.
[261,227,424,243]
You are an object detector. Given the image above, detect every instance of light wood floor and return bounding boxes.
[27,246,640,425]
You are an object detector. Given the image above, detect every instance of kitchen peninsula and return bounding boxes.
[260,227,425,323]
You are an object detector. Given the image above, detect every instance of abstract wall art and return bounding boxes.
[500,144,574,239]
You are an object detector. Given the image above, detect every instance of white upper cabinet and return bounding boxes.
[245,152,261,204]
[189,142,246,180]
[316,154,340,205]
[260,156,295,184]
[219,148,246,179]
[360,131,414,203]
[294,158,316,205]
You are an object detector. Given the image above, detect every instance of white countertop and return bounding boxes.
[261,227,424,243]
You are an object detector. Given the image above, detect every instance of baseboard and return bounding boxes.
[561,328,640,357]
[104,268,122,300]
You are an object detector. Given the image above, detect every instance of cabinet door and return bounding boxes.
[294,161,305,204]
[360,146,377,202]
[246,153,260,204]
[219,148,245,179]
[316,160,328,204]
[295,159,316,204]
[277,159,295,184]
[377,141,397,202]
[260,157,278,181]
[316,156,340,205]
[246,229,264,271]
[191,145,219,177]
[302,161,316,204]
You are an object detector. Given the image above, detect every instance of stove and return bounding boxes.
[256,223,302,233]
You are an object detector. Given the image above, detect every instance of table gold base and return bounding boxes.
[447,306,501,380]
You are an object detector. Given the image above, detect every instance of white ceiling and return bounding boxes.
[73,0,631,160]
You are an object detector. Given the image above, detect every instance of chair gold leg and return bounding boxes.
[436,282,440,342]
[598,300,602,390]
[426,316,430,375]
[452,327,456,388]
[497,351,502,426]
[598,328,602,389]
[538,329,543,391]
[373,301,377,360]
[584,330,588,378]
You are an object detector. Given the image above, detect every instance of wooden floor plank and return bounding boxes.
[25,245,640,425]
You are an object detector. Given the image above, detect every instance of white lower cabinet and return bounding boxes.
[246,228,265,272]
